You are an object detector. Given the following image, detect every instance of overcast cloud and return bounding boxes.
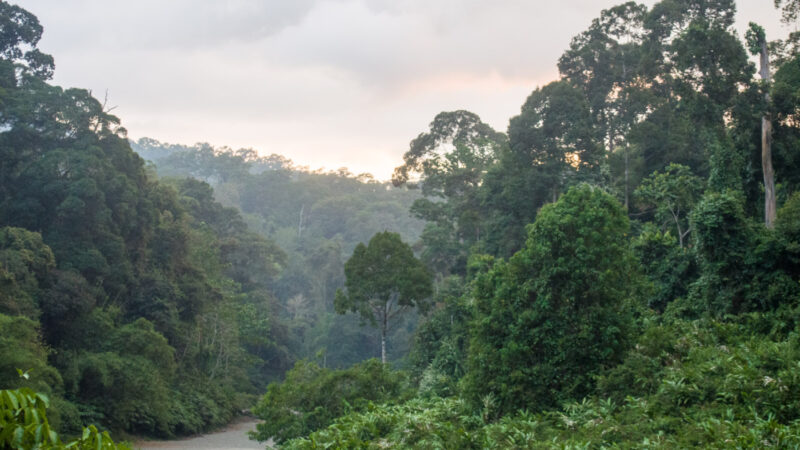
[14,1,788,178]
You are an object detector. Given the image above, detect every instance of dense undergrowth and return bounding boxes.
[279,312,800,448]
[1,384,129,449]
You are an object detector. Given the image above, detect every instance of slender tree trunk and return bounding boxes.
[380,300,388,364]
[381,323,387,364]
[763,116,776,227]
[624,143,630,210]
[298,204,305,236]
[673,212,684,249]
[759,40,776,228]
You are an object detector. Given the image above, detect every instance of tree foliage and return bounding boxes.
[635,163,705,247]
[251,359,408,444]
[392,111,506,274]
[335,232,433,363]
[466,185,639,413]
[0,3,292,439]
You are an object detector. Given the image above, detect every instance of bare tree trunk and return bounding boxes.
[298,204,305,237]
[381,323,387,364]
[763,116,776,227]
[674,213,684,249]
[759,39,776,228]
[380,301,388,364]
[624,143,630,210]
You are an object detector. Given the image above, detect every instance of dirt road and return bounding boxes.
[134,418,271,450]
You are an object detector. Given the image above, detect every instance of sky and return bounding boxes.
[14,0,791,179]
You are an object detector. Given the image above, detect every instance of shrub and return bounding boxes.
[0,386,129,449]
[251,359,409,444]
[465,185,641,413]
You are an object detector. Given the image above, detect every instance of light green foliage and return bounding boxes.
[285,314,800,448]
[589,314,800,447]
[635,164,705,247]
[0,388,62,449]
[466,185,640,414]
[251,359,409,444]
[0,386,129,449]
[0,314,62,395]
[281,397,481,449]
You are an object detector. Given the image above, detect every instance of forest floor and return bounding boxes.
[134,417,270,449]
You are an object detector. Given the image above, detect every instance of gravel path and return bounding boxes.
[134,418,271,450]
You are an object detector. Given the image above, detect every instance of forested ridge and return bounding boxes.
[130,137,427,369]
[6,0,800,448]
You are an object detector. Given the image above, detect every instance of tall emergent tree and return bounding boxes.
[558,1,649,208]
[392,110,506,275]
[335,231,433,363]
[746,22,776,227]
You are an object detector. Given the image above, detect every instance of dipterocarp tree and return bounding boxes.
[506,80,603,205]
[335,231,433,363]
[558,1,649,208]
[392,110,506,275]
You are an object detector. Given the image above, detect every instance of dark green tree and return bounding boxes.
[0,1,54,80]
[0,2,297,435]
[631,225,697,312]
[507,81,603,204]
[479,81,603,256]
[466,185,639,413]
[334,232,433,363]
[392,110,506,275]
[0,227,55,318]
[639,0,752,177]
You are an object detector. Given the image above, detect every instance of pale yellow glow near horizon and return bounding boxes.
[124,71,559,180]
